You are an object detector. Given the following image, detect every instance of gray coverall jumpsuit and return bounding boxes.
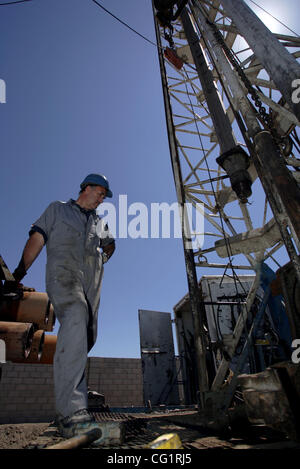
[31,199,114,418]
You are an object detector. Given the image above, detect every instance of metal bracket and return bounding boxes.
[141,348,165,354]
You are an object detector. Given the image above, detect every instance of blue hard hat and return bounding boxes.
[80,173,113,198]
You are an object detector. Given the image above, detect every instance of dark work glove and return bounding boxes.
[12,260,27,284]
[2,259,35,295]
[3,280,35,296]
[3,279,20,294]
[2,280,23,300]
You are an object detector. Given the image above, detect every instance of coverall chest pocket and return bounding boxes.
[54,221,83,248]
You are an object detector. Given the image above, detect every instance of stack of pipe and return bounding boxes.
[0,291,57,364]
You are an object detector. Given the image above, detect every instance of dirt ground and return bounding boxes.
[1,418,229,450]
[0,423,50,449]
[1,412,300,450]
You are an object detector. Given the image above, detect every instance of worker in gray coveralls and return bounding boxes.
[8,174,122,444]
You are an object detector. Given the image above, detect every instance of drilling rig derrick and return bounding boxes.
[152,0,300,438]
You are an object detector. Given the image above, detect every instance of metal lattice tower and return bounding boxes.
[152,0,300,403]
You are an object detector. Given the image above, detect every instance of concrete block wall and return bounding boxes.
[0,363,55,423]
[87,358,144,408]
[0,357,144,424]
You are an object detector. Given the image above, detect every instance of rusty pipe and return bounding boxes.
[0,321,34,360]
[31,329,45,361]
[44,428,102,450]
[0,291,54,330]
[14,329,45,363]
[39,334,57,364]
[44,303,56,332]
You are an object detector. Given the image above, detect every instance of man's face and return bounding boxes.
[86,185,107,209]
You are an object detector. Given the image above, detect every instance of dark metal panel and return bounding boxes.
[138,309,180,406]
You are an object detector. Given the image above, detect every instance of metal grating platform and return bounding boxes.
[25,407,300,450]
[88,410,162,449]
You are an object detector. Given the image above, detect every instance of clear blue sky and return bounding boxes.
[0,0,299,359]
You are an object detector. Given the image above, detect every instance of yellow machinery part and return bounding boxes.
[147,433,183,449]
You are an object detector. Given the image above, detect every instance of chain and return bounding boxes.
[206,19,285,148]
[164,25,175,48]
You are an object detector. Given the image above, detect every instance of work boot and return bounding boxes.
[55,408,93,436]
[56,409,124,446]
[55,408,93,427]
